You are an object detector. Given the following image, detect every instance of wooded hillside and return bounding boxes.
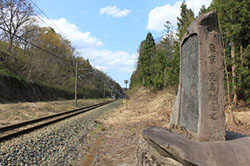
[130,0,250,105]
[0,0,123,102]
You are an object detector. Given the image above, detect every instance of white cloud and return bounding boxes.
[38,17,137,81]
[147,0,212,32]
[39,17,103,48]
[99,6,131,18]
[78,48,137,73]
[186,0,212,16]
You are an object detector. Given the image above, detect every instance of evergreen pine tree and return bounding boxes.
[177,1,195,41]
[139,32,156,86]
[214,0,250,104]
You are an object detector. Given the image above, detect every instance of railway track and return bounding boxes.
[0,100,114,143]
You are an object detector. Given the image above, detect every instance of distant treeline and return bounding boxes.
[130,0,250,105]
[0,0,123,100]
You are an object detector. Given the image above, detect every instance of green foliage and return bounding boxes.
[165,41,180,87]
[212,0,250,103]
[237,45,250,102]
[130,21,180,91]
[199,5,209,15]
[151,50,166,89]
[139,32,156,86]
[177,1,195,41]
[0,65,13,76]
[130,68,141,88]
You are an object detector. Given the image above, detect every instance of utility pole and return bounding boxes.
[111,85,114,99]
[124,80,128,109]
[75,67,97,106]
[75,61,78,106]
[103,82,105,102]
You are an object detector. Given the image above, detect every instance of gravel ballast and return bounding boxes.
[0,100,121,166]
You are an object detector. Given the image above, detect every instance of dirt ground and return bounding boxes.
[89,87,176,166]
[87,87,250,166]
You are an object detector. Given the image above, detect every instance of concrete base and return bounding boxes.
[139,127,250,166]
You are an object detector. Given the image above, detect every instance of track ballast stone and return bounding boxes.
[0,101,121,166]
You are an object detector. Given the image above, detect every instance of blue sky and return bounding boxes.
[34,0,212,87]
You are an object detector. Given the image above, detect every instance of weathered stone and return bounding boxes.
[140,127,250,166]
[137,135,183,166]
[170,10,225,142]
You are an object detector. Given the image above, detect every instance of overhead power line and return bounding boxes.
[0,0,82,64]
[0,26,73,62]
[30,11,71,52]
[22,0,77,62]
[29,0,66,36]
[21,0,69,46]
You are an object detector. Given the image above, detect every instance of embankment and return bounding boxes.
[0,75,100,103]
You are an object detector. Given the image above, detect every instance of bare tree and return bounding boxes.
[0,0,34,55]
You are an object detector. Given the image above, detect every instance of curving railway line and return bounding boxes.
[0,100,115,143]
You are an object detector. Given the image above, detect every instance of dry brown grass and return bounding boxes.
[102,88,175,128]
[0,99,106,127]
[93,87,176,166]
[225,104,250,135]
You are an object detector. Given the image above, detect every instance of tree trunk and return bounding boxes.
[227,44,241,126]
[240,45,244,67]
[223,48,231,105]
[231,40,237,105]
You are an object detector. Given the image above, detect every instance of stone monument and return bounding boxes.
[170,9,225,142]
[137,11,250,166]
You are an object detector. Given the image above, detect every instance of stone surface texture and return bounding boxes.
[141,127,250,166]
[180,34,199,132]
[137,134,183,166]
[170,10,225,142]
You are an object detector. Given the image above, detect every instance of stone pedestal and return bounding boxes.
[137,127,250,166]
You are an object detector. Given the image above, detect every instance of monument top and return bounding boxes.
[170,10,226,142]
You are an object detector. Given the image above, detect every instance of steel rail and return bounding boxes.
[0,100,114,142]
